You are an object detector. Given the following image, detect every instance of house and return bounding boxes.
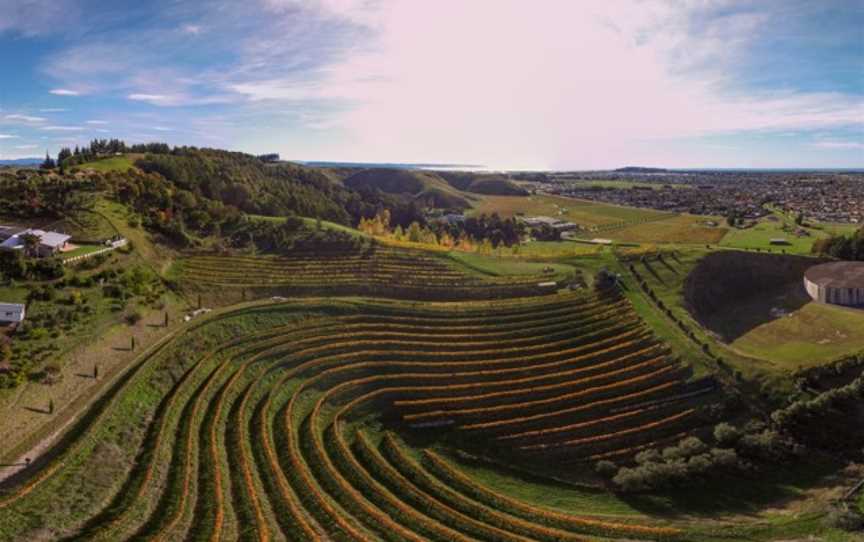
[0,228,71,257]
[0,303,26,324]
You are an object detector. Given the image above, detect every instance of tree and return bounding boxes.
[40,152,56,170]
[57,147,72,164]
[21,232,41,258]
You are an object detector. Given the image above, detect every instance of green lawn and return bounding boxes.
[471,194,668,226]
[61,244,108,260]
[719,214,849,255]
[74,154,140,173]
[723,293,864,367]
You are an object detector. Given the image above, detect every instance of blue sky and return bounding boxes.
[0,0,862,168]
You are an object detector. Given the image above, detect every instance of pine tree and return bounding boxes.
[40,152,56,170]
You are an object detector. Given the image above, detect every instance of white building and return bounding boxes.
[0,303,26,324]
[0,228,71,257]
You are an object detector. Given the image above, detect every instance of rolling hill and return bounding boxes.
[343,168,474,210]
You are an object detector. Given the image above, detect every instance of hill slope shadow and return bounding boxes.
[683,251,824,342]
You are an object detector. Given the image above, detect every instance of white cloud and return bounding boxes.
[128,93,171,104]
[0,134,19,139]
[85,120,109,125]
[41,125,84,131]
[40,108,68,112]
[182,24,203,35]
[49,88,81,96]
[260,0,862,168]
[14,144,38,149]
[5,114,46,123]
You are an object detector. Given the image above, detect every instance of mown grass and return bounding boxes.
[723,292,864,367]
[472,194,666,226]
[74,154,141,173]
[595,215,727,245]
[718,213,849,255]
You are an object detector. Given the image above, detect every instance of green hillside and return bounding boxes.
[437,171,529,196]
[343,168,474,210]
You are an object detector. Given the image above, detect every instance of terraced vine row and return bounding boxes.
[1,291,717,540]
[176,245,556,300]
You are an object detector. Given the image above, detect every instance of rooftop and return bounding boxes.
[0,228,71,250]
[0,303,26,323]
[804,261,864,289]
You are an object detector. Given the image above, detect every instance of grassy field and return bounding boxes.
[74,154,142,173]
[472,194,668,226]
[718,213,858,255]
[595,215,727,245]
[41,208,117,244]
[718,287,864,367]
[60,244,109,259]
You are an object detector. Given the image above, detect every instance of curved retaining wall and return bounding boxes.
[804,276,864,306]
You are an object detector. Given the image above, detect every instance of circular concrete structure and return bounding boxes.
[804,261,864,307]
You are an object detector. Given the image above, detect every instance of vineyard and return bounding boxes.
[173,244,564,301]
[0,290,718,541]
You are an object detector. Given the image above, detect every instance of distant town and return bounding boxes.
[525,170,864,224]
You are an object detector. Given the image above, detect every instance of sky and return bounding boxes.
[0,0,862,169]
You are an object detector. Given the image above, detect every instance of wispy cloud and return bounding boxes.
[128,93,177,106]
[40,108,68,112]
[41,125,84,131]
[182,24,203,35]
[15,144,38,149]
[85,120,109,125]
[0,134,19,139]
[49,88,81,96]
[5,114,46,123]
[0,0,81,37]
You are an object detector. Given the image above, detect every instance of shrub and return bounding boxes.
[713,422,740,446]
[824,505,864,531]
[594,460,618,477]
[125,310,143,325]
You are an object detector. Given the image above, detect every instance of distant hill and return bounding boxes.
[343,168,473,210]
[299,160,483,169]
[615,166,669,173]
[0,158,40,166]
[436,171,528,196]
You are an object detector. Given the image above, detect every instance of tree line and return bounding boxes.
[812,226,864,261]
